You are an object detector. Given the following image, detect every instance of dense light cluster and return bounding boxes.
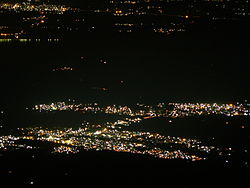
[169,103,250,117]
[110,117,142,127]
[0,3,70,14]
[53,145,79,154]
[0,135,34,150]
[24,101,249,159]
[52,67,74,71]
[113,9,146,16]
[154,28,186,35]
[3,101,248,160]
[34,102,80,111]
[33,102,250,119]
[0,136,19,150]
[33,102,134,116]
[105,105,133,116]
[21,126,209,160]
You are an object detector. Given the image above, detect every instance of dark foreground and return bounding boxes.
[0,149,249,187]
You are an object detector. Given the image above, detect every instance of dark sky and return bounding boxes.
[0,27,249,105]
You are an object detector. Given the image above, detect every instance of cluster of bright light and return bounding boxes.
[169,103,250,117]
[105,105,133,116]
[53,145,79,154]
[0,136,19,150]
[98,118,142,129]
[0,38,60,43]
[114,20,187,34]
[33,102,134,116]
[154,28,186,35]
[34,102,79,111]
[0,3,70,14]
[110,0,138,4]
[109,117,142,127]
[0,29,24,39]
[113,9,146,16]
[3,101,247,160]
[52,67,74,71]
[109,0,250,18]
[33,102,250,120]
[21,126,210,160]
[0,135,33,150]
[114,23,134,27]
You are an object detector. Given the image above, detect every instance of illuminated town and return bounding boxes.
[0,101,249,161]
[52,67,74,71]
[0,121,221,160]
[33,101,250,118]
[169,103,250,117]
[18,126,212,160]
[0,2,71,14]
[1,0,249,41]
